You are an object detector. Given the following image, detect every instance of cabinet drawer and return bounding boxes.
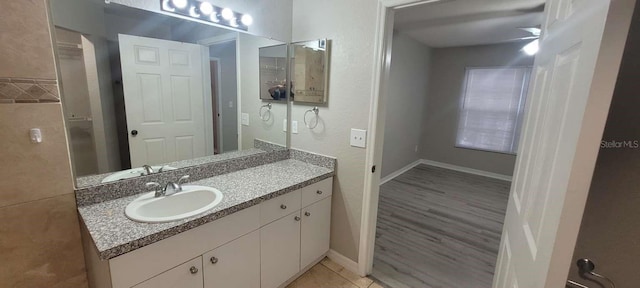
[260,190,301,226]
[132,256,203,288]
[301,178,333,207]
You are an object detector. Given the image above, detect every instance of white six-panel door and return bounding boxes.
[119,34,207,167]
[493,1,616,287]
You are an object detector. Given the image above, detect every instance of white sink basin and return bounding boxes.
[125,185,224,223]
[101,166,177,183]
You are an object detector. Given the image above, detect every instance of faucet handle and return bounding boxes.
[146,182,161,190]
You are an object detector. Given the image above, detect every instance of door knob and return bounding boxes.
[305,211,311,217]
[189,266,198,274]
[131,130,138,136]
[294,216,301,221]
[280,204,287,209]
[210,257,218,264]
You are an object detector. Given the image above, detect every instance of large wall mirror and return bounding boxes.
[290,39,330,104]
[49,0,289,187]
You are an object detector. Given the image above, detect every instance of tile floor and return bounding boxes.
[287,257,384,288]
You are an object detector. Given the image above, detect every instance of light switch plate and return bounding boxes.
[292,121,298,134]
[283,119,287,132]
[241,113,250,126]
[350,129,367,148]
[228,101,234,108]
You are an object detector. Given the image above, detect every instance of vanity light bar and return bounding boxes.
[160,0,251,31]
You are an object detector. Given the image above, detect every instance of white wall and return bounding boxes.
[110,0,293,42]
[421,42,535,176]
[238,33,288,149]
[291,0,379,261]
[380,32,431,178]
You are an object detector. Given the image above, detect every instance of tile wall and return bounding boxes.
[0,0,88,287]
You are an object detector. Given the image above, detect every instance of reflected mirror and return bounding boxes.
[259,44,289,101]
[290,39,330,104]
[49,0,288,187]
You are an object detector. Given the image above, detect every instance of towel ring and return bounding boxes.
[259,103,272,121]
[304,107,320,129]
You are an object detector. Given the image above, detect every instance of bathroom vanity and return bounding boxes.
[79,153,335,288]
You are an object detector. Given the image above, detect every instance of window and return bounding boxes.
[456,67,531,154]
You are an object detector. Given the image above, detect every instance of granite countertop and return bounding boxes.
[76,149,268,188]
[79,159,333,260]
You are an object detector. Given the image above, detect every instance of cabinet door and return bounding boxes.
[203,230,260,288]
[261,211,301,288]
[133,257,203,288]
[301,196,332,268]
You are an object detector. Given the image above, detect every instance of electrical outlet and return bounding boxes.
[350,129,367,148]
[292,121,298,134]
[241,113,249,126]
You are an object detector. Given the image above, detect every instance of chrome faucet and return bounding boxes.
[145,175,190,197]
[142,165,154,175]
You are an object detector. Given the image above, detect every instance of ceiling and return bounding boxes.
[395,0,545,48]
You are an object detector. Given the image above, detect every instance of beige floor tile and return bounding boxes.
[321,257,373,288]
[287,264,358,288]
[0,194,87,287]
[368,282,385,288]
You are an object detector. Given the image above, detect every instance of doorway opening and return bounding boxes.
[371,1,542,286]
[361,0,635,287]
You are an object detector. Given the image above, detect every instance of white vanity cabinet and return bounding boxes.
[260,178,333,288]
[82,177,333,288]
[203,230,260,288]
[132,257,203,288]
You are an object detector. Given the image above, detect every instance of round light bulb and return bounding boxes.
[221,8,234,20]
[171,0,188,9]
[241,14,253,26]
[522,39,539,56]
[199,2,213,15]
[230,18,239,27]
[210,13,219,23]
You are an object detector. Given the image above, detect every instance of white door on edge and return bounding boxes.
[119,34,207,167]
[493,0,622,287]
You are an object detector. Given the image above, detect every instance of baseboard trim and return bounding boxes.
[421,159,512,181]
[326,249,360,275]
[380,159,423,185]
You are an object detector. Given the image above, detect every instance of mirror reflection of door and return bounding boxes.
[119,34,208,167]
[210,59,220,154]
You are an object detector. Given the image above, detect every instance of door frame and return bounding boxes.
[208,57,223,154]
[198,32,240,151]
[359,0,635,283]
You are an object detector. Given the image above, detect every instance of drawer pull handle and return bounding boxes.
[305,211,311,217]
[316,190,323,195]
[280,204,287,209]
[189,266,198,274]
[294,216,301,221]
[210,257,218,264]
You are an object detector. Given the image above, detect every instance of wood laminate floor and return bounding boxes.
[371,164,511,288]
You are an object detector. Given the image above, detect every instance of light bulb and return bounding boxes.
[199,2,213,15]
[171,0,188,9]
[523,39,539,56]
[221,8,234,20]
[230,18,239,27]
[162,0,175,12]
[189,6,200,17]
[241,14,253,26]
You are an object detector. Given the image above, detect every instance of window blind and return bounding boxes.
[456,67,531,154]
